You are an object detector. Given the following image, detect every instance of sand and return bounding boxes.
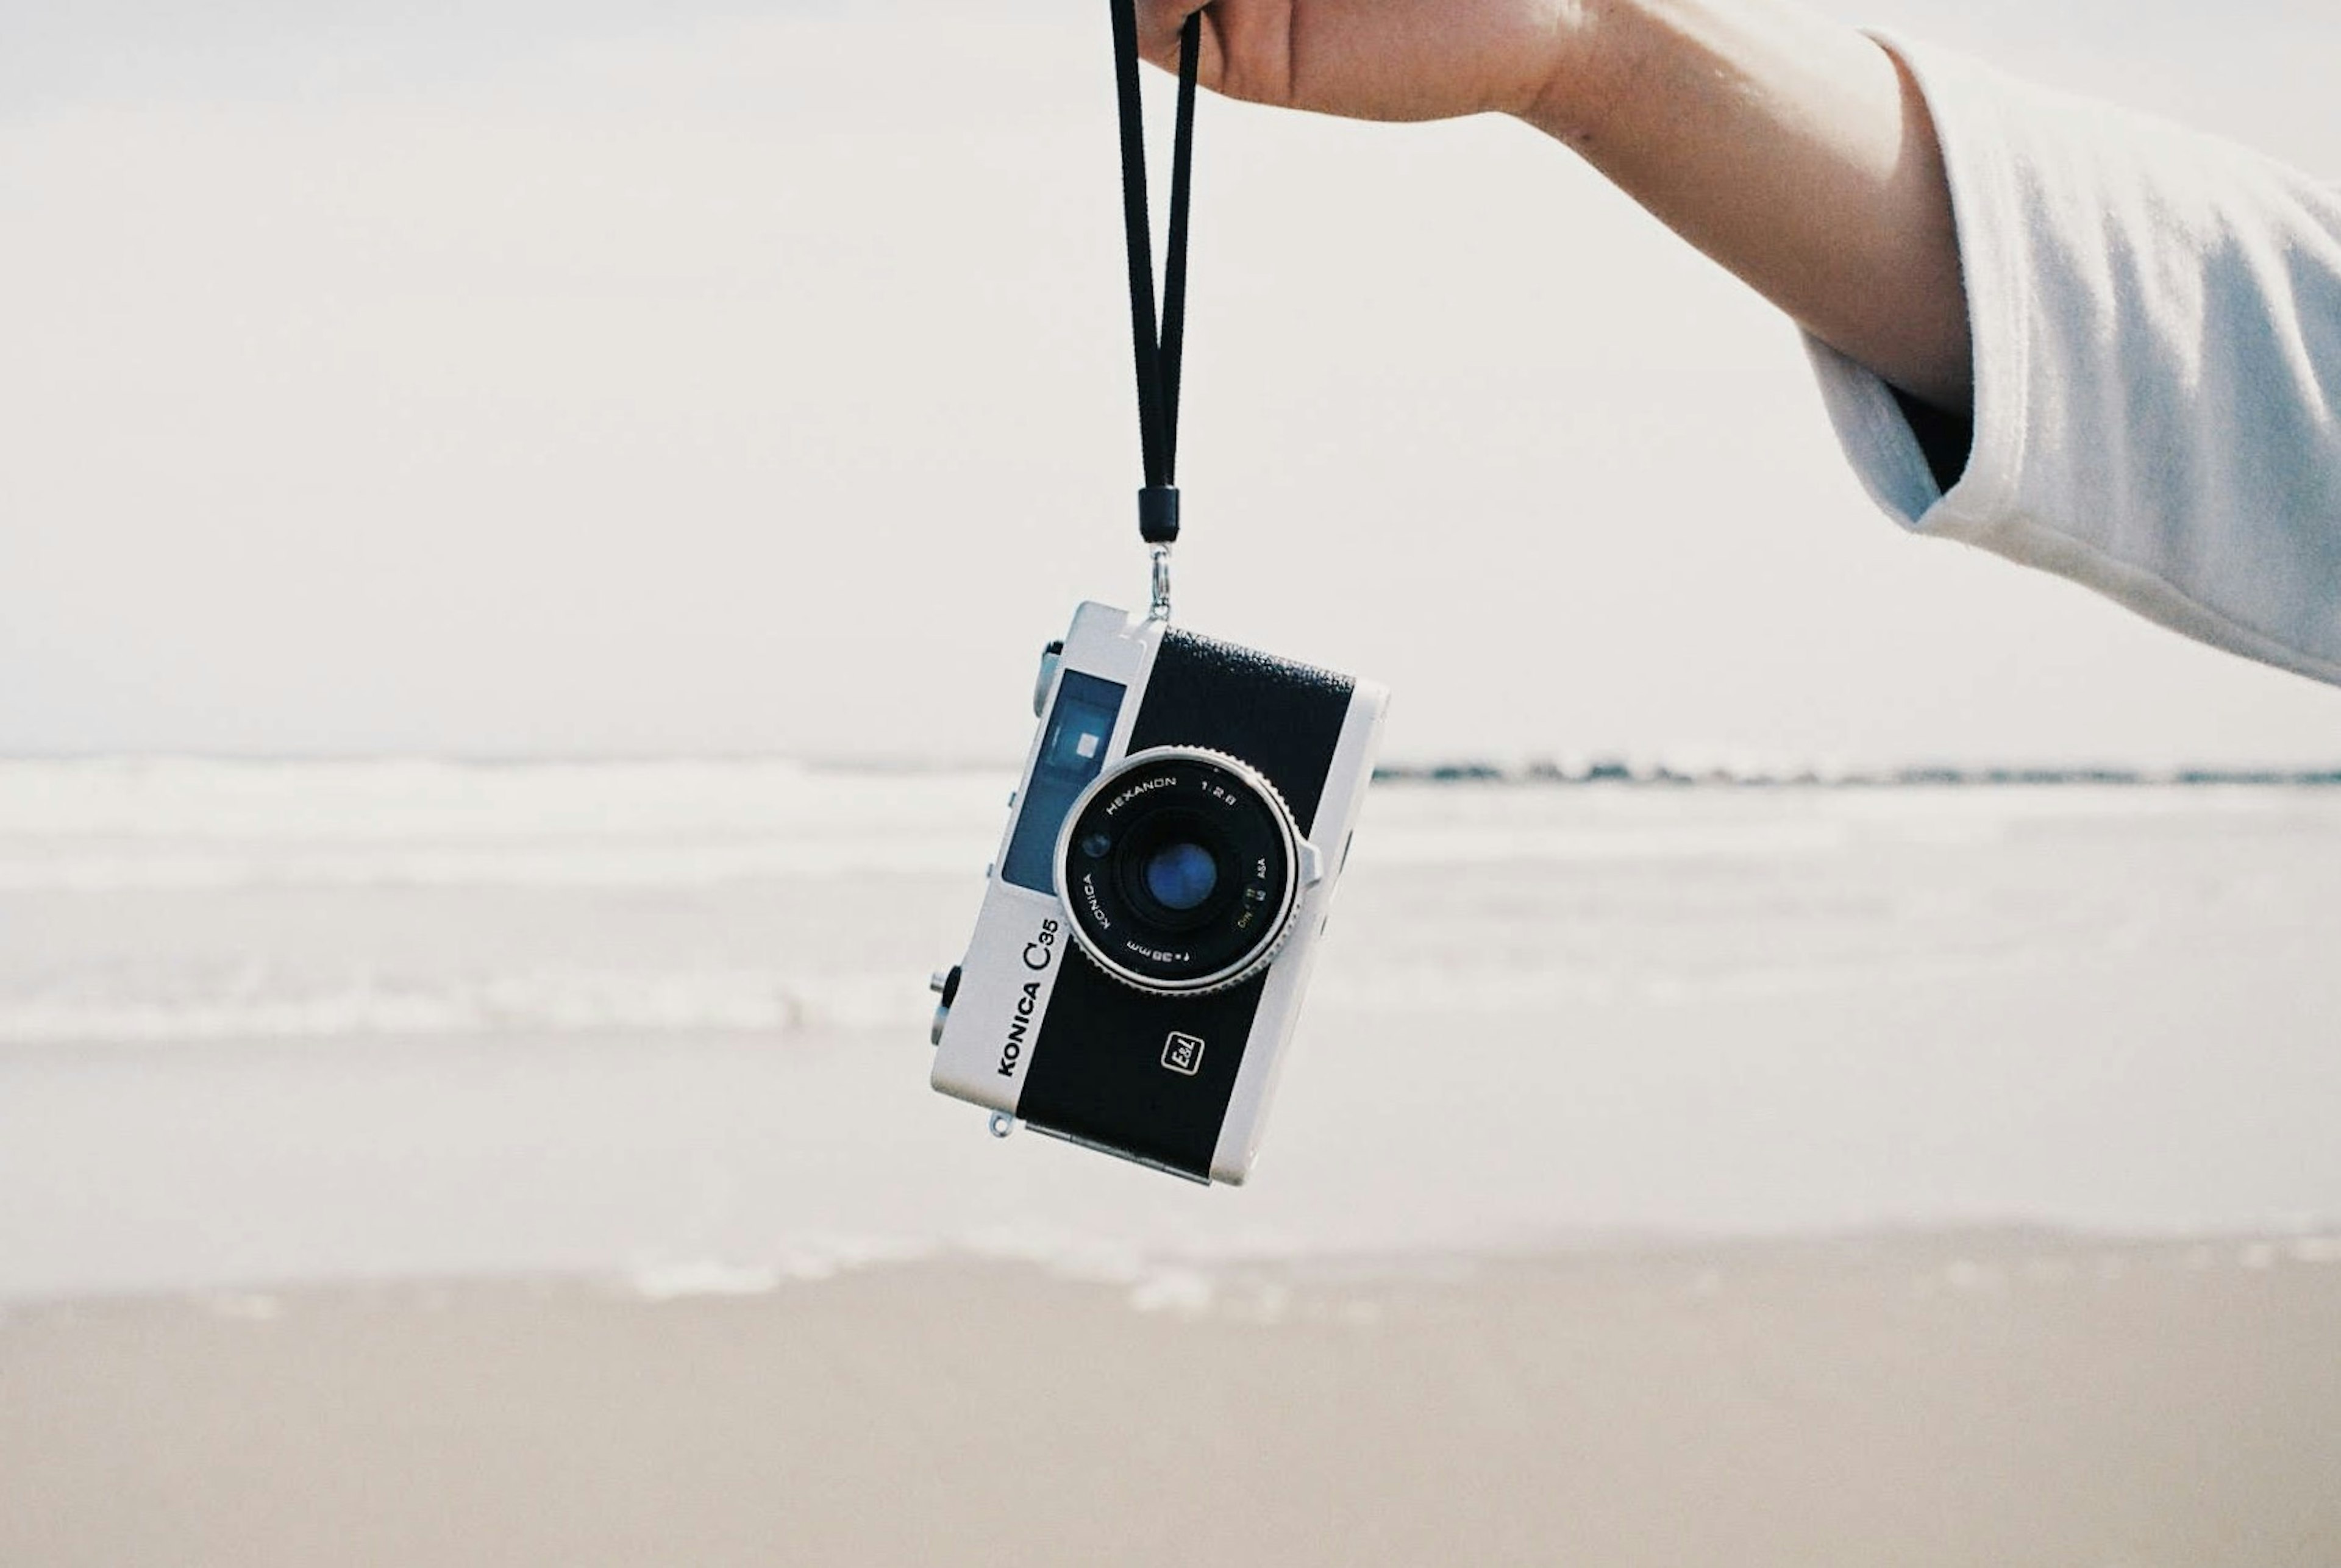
[6,1231,2339,1568]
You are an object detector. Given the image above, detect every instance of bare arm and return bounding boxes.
[1136,0,1973,411]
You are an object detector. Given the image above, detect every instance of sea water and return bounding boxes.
[3,759,2338,1300]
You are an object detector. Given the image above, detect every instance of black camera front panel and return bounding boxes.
[1017,626,1356,1180]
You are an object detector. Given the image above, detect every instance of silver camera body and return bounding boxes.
[930,602,1388,1185]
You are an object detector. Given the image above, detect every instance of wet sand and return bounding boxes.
[6,1231,2339,1568]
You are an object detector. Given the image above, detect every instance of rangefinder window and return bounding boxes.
[1001,671,1125,894]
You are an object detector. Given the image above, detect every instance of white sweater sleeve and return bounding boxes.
[1806,37,2341,686]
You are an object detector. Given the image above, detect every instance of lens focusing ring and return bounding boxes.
[1053,747,1305,996]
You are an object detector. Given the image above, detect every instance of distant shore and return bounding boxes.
[1371,759,2341,786]
[5,754,2338,788]
[7,1230,2338,1568]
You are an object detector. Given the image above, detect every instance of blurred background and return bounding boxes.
[4,0,2340,766]
[4,3,2340,1564]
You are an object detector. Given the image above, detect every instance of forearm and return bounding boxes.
[1528,0,1972,410]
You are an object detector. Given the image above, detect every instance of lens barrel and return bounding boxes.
[1054,748,1303,995]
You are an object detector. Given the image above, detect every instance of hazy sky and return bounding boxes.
[4,0,2339,764]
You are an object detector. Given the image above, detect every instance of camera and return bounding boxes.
[929,602,1388,1185]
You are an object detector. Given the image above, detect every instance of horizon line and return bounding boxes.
[2,752,2339,788]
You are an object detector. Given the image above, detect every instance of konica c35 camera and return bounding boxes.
[929,602,1388,1184]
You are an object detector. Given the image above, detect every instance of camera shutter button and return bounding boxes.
[1032,641,1065,718]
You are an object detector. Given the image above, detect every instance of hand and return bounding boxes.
[1131,0,1973,411]
[1133,0,1596,125]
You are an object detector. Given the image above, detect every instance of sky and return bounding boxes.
[2,0,2339,766]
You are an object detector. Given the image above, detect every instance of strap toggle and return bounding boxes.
[1138,484,1181,544]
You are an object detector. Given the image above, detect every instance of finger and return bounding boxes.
[1131,0,1195,66]
[1133,0,1228,92]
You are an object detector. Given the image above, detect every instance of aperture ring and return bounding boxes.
[1052,747,1306,997]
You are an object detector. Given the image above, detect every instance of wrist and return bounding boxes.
[1516,0,1643,146]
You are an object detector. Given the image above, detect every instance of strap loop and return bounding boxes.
[1110,1,1202,543]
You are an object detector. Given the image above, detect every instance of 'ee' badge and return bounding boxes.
[1161,1032,1205,1077]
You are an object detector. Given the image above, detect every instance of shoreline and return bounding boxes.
[7,1221,2341,1314]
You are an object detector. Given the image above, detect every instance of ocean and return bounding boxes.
[4,758,2338,1302]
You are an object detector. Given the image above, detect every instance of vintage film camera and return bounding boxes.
[930,602,1388,1184]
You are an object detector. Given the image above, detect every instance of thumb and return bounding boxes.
[1133,0,1227,88]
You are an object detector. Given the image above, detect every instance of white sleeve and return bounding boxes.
[1806,36,2341,687]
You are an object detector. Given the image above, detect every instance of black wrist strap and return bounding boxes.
[1110,0,1200,546]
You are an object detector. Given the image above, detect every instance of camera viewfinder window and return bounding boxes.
[1001,671,1126,893]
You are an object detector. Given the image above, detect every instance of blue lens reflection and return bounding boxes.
[1143,841,1219,912]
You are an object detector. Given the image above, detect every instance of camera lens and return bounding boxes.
[1143,840,1218,912]
[1055,747,1303,996]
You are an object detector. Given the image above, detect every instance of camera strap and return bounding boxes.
[1109,0,1201,617]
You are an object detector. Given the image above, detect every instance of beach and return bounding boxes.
[4,761,2340,1562]
[8,1234,2341,1567]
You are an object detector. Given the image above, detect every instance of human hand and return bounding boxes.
[1130,0,1972,410]
[1132,0,1597,125]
